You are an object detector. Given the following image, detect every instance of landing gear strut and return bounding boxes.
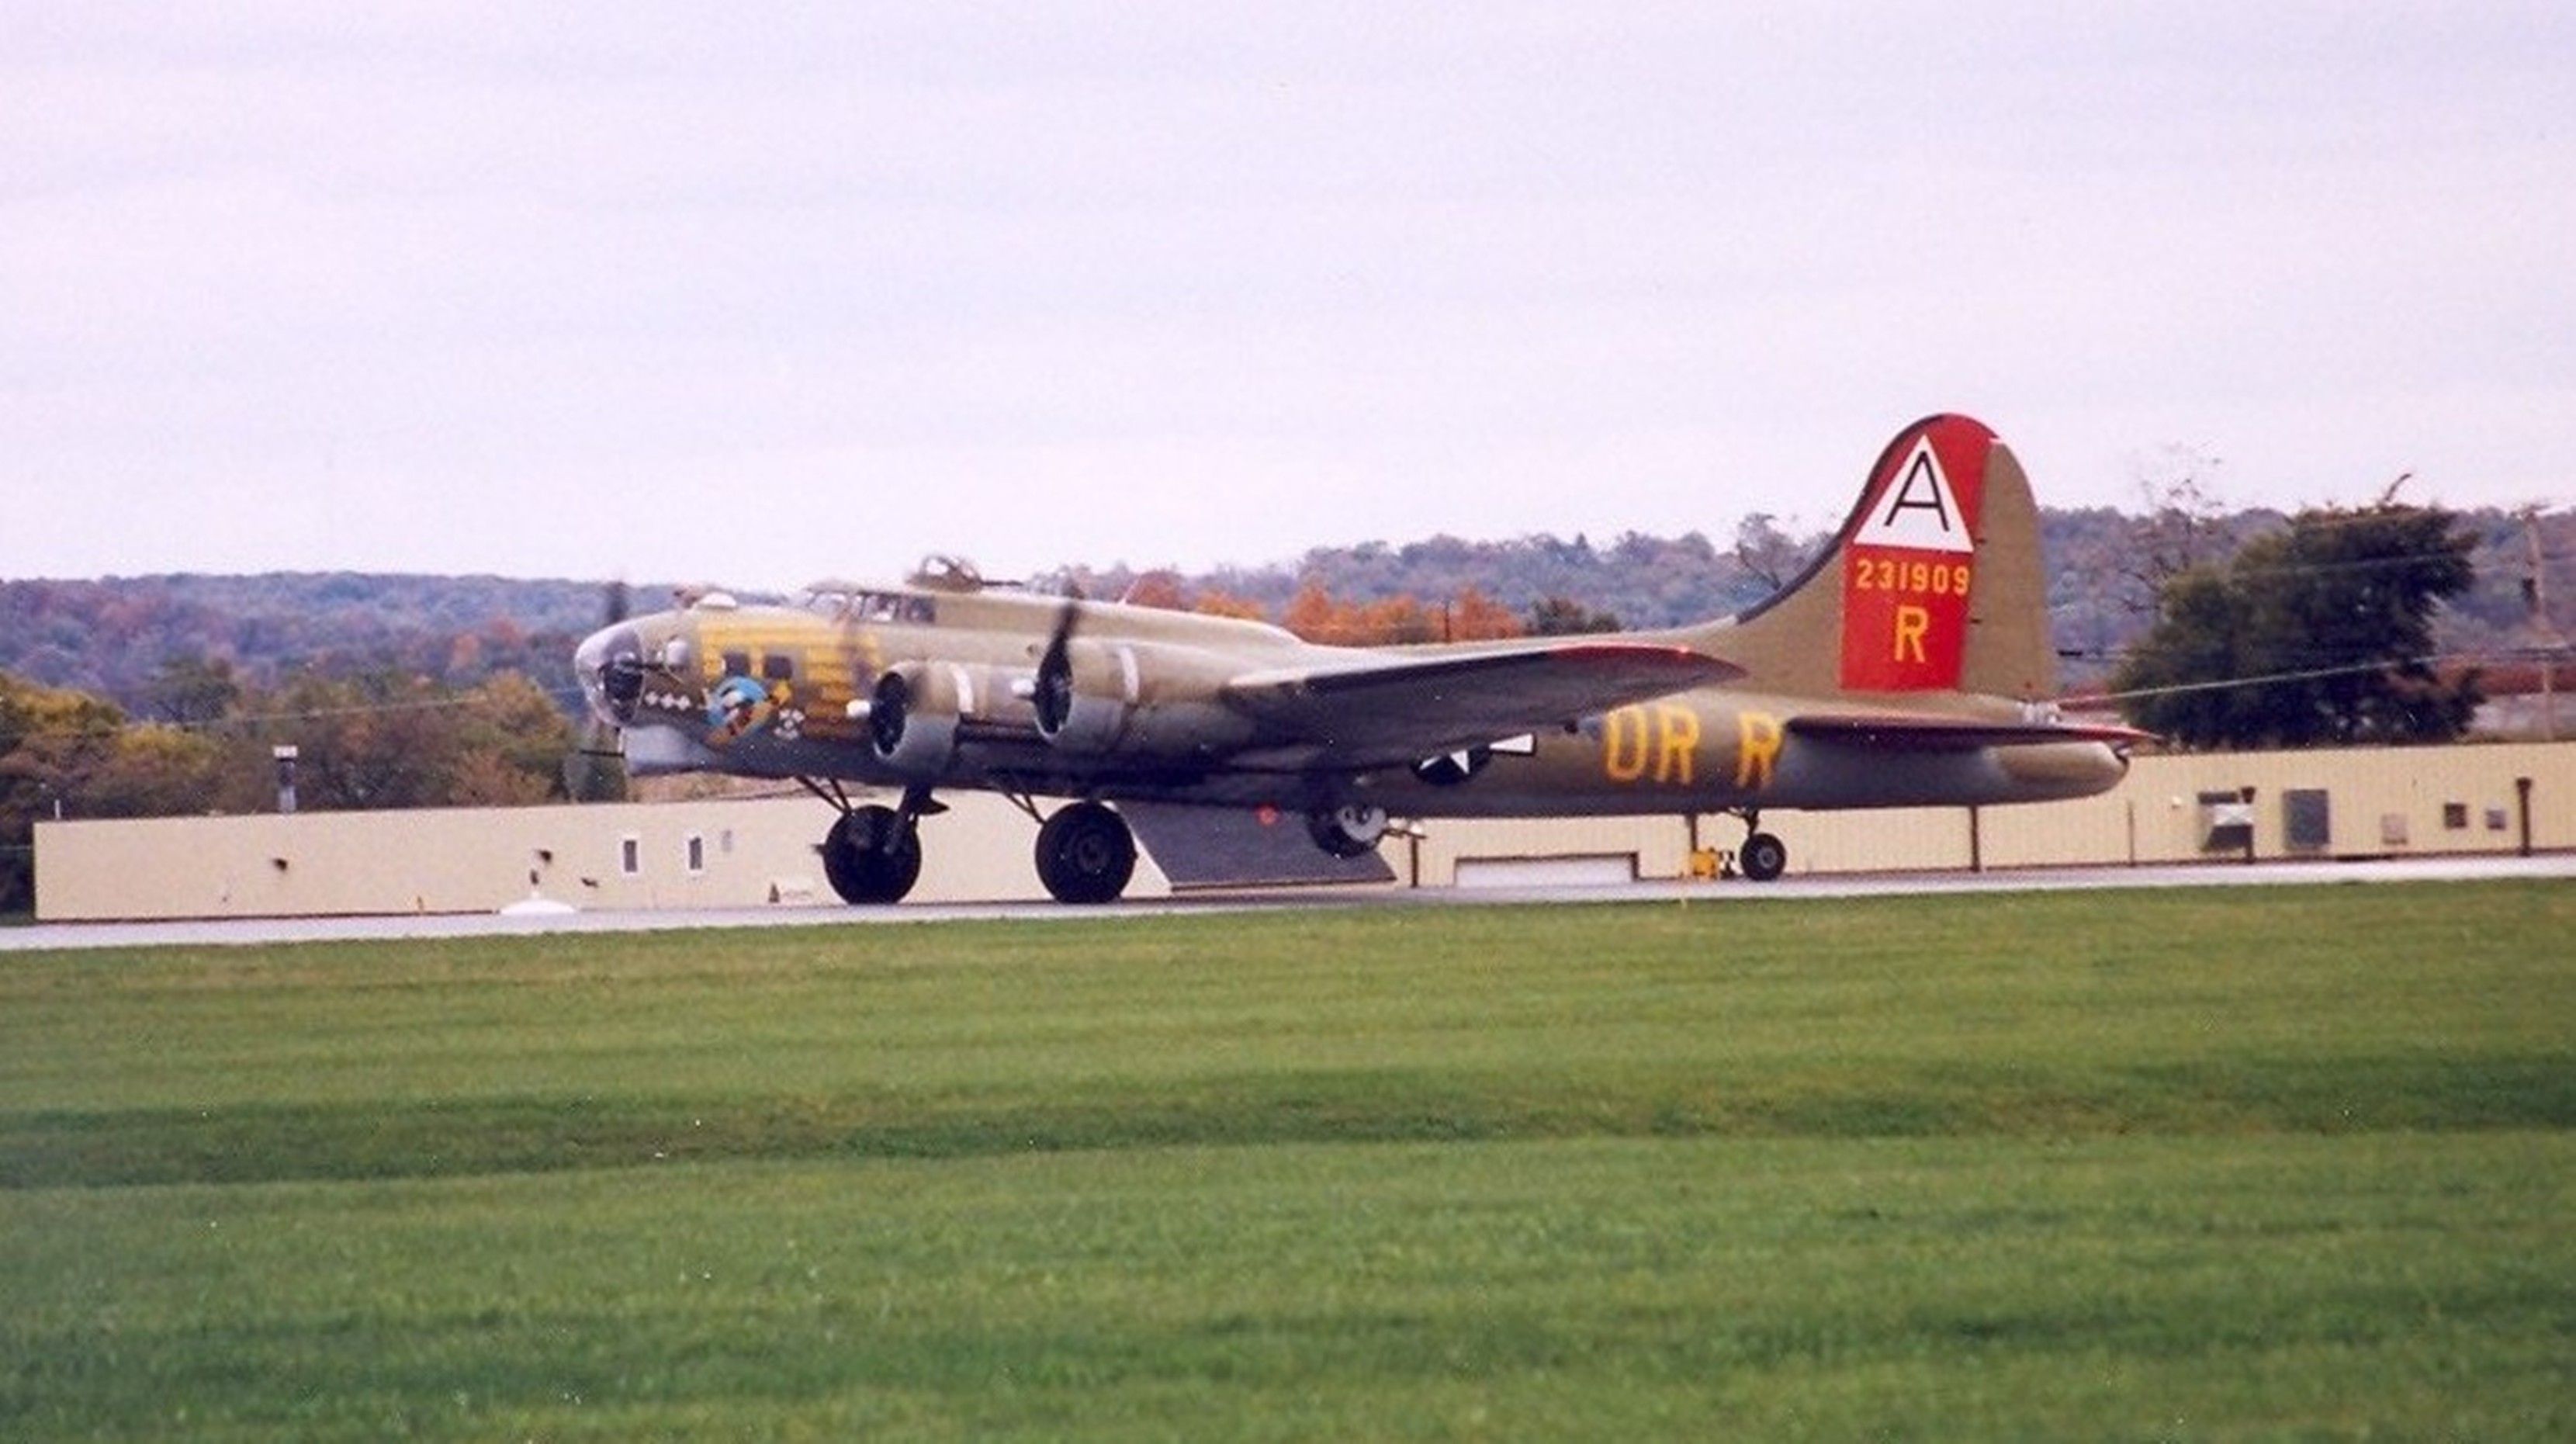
[1735,809,1788,882]
[1034,801,1137,905]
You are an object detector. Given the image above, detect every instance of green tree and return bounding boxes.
[254,667,577,811]
[144,655,244,725]
[83,724,230,819]
[1525,594,1624,636]
[261,669,465,811]
[2114,504,2479,748]
[1732,513,1813,594]
[0,673,230,912]
[0,675,115,912]
[450,671,578,806]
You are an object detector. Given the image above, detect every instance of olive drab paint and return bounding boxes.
[1840,415,1990,693]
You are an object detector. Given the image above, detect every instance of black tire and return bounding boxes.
[1739,831,1788,882]
[1304,806,1384,859]
[821,805,922,905]
[1034,802,1137,905]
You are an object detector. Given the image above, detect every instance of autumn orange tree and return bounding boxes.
[1120,573,1529,645]
[1279,581,1526,645]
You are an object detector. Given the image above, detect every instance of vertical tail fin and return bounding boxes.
[1681,414,2058,703]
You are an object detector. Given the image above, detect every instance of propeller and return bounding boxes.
[869,671,911,757]
[564,579,634,803]
[1033,598,1081,737]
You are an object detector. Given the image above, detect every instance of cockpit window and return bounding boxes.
[799,587,936,625]
[853,593,936,625]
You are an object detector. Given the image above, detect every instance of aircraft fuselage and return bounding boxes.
[573,415,2143,902]
[590,592,2124,818]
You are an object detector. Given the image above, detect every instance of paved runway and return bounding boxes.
[5,853,2568,953]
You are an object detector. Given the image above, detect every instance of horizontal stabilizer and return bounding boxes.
[1788,712,2154,751]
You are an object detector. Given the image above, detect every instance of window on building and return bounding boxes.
[685,834,707,874]
[620,835,642,876]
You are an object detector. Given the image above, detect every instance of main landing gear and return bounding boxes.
[1732,809,1789,882]
[1032,800,1137,905]
[805,781,1141,906]
[812,783,933,905]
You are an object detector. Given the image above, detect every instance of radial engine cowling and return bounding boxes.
[1034,639,1138,753]
[869,663,962,777]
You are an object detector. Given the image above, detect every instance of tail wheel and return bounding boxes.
[1034,802,1137,905]
[1305,802,1390,859]
[1739,831,1788,882]
[822,805,923,905]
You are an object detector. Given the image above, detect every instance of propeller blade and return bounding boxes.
[1034,599,1082,736]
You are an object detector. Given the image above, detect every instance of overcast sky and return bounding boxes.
[5,4,2571,589]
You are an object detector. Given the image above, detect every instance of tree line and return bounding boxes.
[4,504,2566,716]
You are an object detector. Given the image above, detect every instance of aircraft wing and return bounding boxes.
[1224,642,1741,766]
[1788,712,2155,750]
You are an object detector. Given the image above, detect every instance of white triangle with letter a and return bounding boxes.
[1854,437,1973,555]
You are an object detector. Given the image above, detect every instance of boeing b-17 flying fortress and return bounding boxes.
[576,414,2146,904]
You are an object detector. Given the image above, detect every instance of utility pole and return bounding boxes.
[2523,507,2562,742]
[272,745,299,815]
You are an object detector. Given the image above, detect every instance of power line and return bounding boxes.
[2068,652,2476,708]
[109,683,596,737]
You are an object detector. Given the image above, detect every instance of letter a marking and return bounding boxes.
[1854,438,1974,556]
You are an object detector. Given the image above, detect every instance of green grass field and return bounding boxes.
[4,881,2571,1439]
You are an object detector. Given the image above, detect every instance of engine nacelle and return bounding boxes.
[1307,803,1390,859]
[1034,639,1139,753]
[868,663,961,777]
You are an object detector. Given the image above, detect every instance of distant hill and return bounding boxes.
[3,505,2567,715]
[0,574,655,714]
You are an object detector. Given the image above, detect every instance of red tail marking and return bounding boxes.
[1840,416,1993,691]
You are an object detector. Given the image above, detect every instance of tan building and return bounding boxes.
[34,742,2573,922]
